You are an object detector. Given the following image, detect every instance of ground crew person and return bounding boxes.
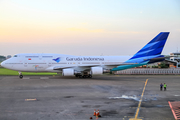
[160,83,163,91]
[164,83,167,91]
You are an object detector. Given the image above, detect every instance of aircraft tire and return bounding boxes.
[19,75,23,79]
[79,75,82,78]
[88,75,92,78]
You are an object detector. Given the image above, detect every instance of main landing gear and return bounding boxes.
[75,74,92,78]
[18,72,23,79]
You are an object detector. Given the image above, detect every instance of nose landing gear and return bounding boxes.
[19,75,23,79]
[18,72,23,79]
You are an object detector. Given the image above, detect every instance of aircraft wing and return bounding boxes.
[53,66,74,70]
[50,63,137,71]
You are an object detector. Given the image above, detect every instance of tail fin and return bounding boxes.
[129,32,169,60]
[111,32,169,71]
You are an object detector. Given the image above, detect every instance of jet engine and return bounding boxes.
[62,68,74,76]
[91,67,103,75]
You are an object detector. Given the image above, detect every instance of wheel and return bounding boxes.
[79,75,82,78]
[19,75,23,79]
[75,74,79,77]
[88,74,92,78]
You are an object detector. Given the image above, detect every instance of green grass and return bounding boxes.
[0,68,57,76]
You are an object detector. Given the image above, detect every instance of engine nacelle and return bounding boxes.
[91,67,103,75]
[62,68,74,76]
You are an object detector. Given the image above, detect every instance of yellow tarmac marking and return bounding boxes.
[129,79,148,120]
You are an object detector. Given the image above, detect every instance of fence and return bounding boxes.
[115,68,180,75]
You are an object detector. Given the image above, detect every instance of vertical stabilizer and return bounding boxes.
[130,32,169,60]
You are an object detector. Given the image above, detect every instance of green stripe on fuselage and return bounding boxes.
[111,62,148,71]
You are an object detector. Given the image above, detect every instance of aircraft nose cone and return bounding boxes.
[1,61,5,67]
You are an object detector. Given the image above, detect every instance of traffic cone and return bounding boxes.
[96,111,98,117]
[93,109,96,116]
[97,109,100,116]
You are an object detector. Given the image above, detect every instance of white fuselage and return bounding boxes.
[1,53,131,72]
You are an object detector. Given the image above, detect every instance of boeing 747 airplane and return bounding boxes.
[1,32,169,78]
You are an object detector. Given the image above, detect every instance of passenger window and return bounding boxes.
[14,55,17,57]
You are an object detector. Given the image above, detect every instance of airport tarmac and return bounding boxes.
[0,75,179,120]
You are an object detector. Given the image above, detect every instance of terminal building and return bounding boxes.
[141,52,180,69]
[166,52,180,68]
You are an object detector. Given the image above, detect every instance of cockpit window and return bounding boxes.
[13,55,18,57]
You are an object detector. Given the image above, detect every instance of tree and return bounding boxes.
[158,62,169,68]
[0,55,6,62]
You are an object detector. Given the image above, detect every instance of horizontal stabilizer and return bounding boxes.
[111,62,148,71]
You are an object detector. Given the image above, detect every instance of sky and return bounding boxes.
[0,0,180,56]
